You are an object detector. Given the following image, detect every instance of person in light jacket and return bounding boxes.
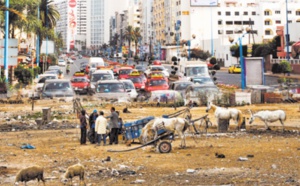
[95,111,108,146]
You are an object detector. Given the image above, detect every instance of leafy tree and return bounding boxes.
[124,25,134,58]
[133,27,142,57]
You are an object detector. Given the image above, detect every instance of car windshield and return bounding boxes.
[136,65,145,70]
[119,69,132,75]
[128,77,142,83]
[193,77,214,84]
[96,83,125,93]
[122,81,135,89]
[49,66,60,70]
[38,76,56,83]
[149,79,167,86]
[72,77,88,83]
[151,66,164,71]
[175,83,192,90]
[44,71,57,74]
[43,82,72,92]
[186,67,208,76]
[91,73,112,82]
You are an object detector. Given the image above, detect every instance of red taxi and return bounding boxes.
[145,74,169,92]
[71,72,91,94]
[127,70,146,91]
[153,60,162,65]
[146,71,168,83]
[118,66,133,79]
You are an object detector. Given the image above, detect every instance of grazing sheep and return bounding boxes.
[64,164,85,185]
[15,165,45,186]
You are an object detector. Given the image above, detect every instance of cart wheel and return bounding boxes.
[158,141,172,153]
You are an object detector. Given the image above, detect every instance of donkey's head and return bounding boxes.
[248,109,254,124]
[206,102,212,113]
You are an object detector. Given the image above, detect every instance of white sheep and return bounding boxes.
[64,163,85,185]
[15,165,45,186]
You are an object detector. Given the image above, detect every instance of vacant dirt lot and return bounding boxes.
[0,100,299,185]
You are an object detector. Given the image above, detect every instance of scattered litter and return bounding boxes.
[104,156,111,162]
[186,154,191,156]
[215,153,225,158]
[247,154,254,158]
[186,169,196,173]
[130,179,145,184]
[238,157,248,161]
[285,177,295,183]
[21,144,35,149]
[271,164,277,169]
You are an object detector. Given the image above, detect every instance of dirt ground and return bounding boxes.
[0,100,299,185]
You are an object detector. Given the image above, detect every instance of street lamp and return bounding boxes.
[285,0,290,61]
[4,0,10,82]
[229,28,251,90]
[210,0,216,57]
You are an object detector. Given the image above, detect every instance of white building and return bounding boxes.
[86,0,129,50]
[190,0,300,66]
[54,0,68,50]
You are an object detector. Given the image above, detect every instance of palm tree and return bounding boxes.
[0,0,30,38]
[133,27,142,57]
[36,0,60,54]
[123,25,134,58]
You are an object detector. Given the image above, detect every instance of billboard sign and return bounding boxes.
[190,0,218,6]
[67,0,77,52]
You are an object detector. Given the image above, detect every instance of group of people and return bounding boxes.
[79,107,123,146]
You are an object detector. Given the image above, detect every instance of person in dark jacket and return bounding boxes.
[106,107,119,145]
[89,110,99,144]
[79,110,87,145]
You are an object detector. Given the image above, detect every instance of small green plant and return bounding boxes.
[280,60,292,74]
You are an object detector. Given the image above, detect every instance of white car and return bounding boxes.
[120,79,138,100]
[58,58,66,66]
[67,58,74,64]
[145,65,169,77]
[35,74,58,94]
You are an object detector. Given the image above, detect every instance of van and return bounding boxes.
[88,57,105,74]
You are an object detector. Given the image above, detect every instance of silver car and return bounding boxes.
[94,80,131,101]
[41,79,75,101]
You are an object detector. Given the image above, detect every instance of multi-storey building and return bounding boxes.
[54,0,68,50]
[139,0,153,49]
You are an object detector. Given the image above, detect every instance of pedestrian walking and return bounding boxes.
[95,111,108,146]
[89,110,99,144]
[79,110,87,145]
[106,107,119,145]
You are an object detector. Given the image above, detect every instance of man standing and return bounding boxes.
[89,110,98,144]
[79,110,87,145]
[95,111,108,146]
[106,107,119,145]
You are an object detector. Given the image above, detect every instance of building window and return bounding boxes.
[235,12,239,16]
[225,21,233,25]
[275,11,280,14]
[234,21,242,25]
[218,20,222,25]
[265,20,270,25]
[226,12,230,16]
[218,30,223,34]
[265,30,271,35]
[264,11,270,15]
[297,19,300,22]
[296,11,300,15]
[218,11,221,15]
[276,20,281,24]
[244,11,248,15]
[226,30,233,34]
[252,12,256,15]
[288,11,292,14]
[288,20,292,23]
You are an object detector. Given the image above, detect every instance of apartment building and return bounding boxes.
[54,0,68,50]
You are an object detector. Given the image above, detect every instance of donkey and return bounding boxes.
[249,109,286,131]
